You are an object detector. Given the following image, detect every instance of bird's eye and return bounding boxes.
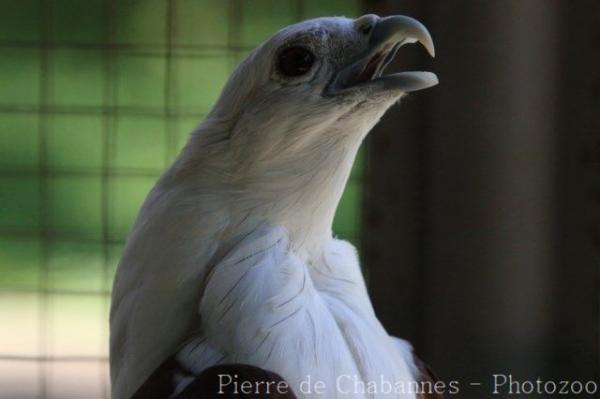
[278,46,315,77]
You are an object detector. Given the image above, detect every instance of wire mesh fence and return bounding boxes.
[0,1,361,397]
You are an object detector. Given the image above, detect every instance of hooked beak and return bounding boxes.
[327,15,438,95]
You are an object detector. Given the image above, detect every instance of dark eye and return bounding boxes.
[278,46,315,77]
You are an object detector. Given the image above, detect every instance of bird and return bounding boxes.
[110,13,439,399]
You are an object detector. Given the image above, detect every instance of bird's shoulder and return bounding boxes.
[199,223,310,349]
[200,225,373,341]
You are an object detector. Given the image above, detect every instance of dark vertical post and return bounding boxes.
[423,0,561,382]
[553,0,600,382]
[361,0,599,393]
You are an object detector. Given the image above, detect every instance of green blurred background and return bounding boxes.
[0,1,361,398]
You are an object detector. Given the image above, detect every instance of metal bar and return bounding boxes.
[0,40,253,57]
[0,287,110,297]
[0,104,205,118]
[228,0,243,70]
[0,167,162,178]
[37,0,51,396]
[164,0,177,163]
[0,229,125,245]
[0,355,108,362]
[294,0,305,21]
[100,1,117,397]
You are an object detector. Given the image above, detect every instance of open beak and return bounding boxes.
[327,15,438,95]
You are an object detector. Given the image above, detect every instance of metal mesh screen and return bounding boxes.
[0,1,361,397]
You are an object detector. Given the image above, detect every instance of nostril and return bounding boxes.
[354,14,379,36]
[359,22,373,35]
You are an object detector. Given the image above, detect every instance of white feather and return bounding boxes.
[176,226,415,398]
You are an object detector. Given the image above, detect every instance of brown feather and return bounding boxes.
[413,350,445,399]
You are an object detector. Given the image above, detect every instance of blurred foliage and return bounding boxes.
[0,0,362,291]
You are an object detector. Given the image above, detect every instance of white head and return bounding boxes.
[171,14,437,252]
